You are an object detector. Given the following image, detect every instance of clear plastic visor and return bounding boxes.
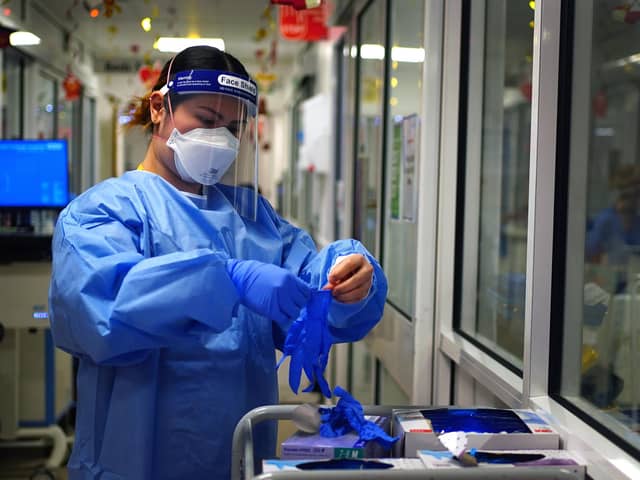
[164,89,260,221]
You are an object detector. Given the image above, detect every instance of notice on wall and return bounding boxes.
[402,114,420,223]
[390,121,403,220]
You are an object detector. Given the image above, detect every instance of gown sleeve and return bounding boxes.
[48,183,239,366]
[271,209,388,345]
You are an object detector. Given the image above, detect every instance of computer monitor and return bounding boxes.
[0,139,69,208]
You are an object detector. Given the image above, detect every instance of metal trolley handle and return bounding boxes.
[231,404,582,480]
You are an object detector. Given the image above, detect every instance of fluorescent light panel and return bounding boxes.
[155,37,225,53]
[9,31,41,46]
[350,44,425,63]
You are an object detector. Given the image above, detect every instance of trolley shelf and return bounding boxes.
[231,404,583,480]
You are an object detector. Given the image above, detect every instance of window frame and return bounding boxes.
[435,0,640,477]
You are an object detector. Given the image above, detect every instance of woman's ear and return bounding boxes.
[149,92,165,124]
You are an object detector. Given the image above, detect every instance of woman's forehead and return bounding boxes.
[180,93,245,113]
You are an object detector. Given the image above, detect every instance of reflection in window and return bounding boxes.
[382,0,425,317]
[354,0,385,253]
[1,50,23,139]
[379,362,410,405]
[33,71,57,140]
[459,0,534,367]
[350,342,375,405]
[561,0,640,453]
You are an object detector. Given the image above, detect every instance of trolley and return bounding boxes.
[231,404,585,480]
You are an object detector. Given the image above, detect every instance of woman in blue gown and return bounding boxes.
[48,45,387,480]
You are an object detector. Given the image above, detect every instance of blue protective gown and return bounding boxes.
[48,170,387,480]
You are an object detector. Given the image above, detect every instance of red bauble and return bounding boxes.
[63,72,82,101]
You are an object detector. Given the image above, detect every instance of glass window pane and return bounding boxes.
[1,50,23,139]
[459,0,534,368]
[382,0,425,317]
[378,362,410,405]
[33,71,56,139]
[560,0,640,453]
[58,98,79,195]
[349,342,375,404]
[354,0,385,253]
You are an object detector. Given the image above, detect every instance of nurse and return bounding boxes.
[48,45,387,479]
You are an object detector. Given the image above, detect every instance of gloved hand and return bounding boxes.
[226,259,312,325]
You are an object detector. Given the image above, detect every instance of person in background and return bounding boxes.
[48,45,387,480]
[586,164,640,269]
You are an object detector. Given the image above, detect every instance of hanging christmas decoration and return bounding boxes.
[254,27,269,42]
[0,24,14,48]
[270,38,278,66]
[63,68,82,101]
[593,89,608,118]
[138,60,162,89]
[64,0,80,30]
[79,0,122,19]
[279,1,329,41]
[519,81,532,102]
[612,1,640,24]
[255,71,278,93]
[251,4,280,94]
[103,0,122,18]
[271,0,321,10]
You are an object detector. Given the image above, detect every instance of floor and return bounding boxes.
[0,391,321,480]
[0,446,68,480]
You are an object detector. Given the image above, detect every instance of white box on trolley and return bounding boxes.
[262,458,426,472]
[418,449,586,479]
[392,407,560,457]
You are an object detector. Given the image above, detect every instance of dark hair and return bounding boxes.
[127,46,250,133]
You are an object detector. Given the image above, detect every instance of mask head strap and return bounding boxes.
[160,55,177,128]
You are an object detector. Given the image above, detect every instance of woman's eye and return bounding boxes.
[197,116,217,126]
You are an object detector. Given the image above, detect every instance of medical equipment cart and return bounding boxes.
[231,404,584,480]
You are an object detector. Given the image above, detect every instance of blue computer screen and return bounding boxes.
[0,139,69,207]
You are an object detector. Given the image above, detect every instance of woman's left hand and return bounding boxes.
[323,254,373,303]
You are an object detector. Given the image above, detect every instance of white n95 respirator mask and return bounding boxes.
[166,127,240,185]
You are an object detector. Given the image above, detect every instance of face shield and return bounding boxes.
[160,67,260,220]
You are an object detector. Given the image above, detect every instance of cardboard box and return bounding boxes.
[392,408,560,457]
[262,458,426,472]
[281,415,391,460]
[418,449,586,479]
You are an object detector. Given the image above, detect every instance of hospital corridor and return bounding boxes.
[1,0,640,479]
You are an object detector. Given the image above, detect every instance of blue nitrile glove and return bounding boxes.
[276,289,333,398]
[226,259,312,326]
[319,386,399,449]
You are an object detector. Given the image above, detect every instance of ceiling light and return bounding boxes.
[391,46,425,63]
[154,37,225,53]
[360,44,385,60]
[9,31,41,46]
[351,44,425,63]
[141,17,152,32]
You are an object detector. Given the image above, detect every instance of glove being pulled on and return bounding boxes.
[277,288,333,398]
[226,259,311,327]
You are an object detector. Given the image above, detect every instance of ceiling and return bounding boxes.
[32,0,307,78]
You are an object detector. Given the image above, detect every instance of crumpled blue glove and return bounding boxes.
[277,289,333,398]
[226,259,312,327]
[319,386,399,449]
